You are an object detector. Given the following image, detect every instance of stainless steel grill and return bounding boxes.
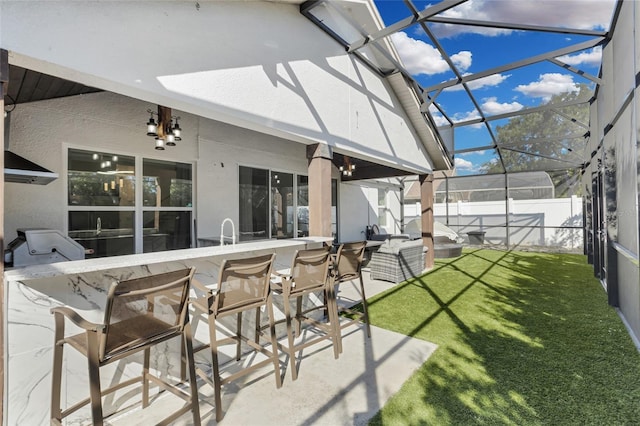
[4,228,85,267]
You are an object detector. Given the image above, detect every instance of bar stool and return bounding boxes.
[269,245,340,380]
[190,253,282,422]
[333,241,370,353]
[50,267,201,426]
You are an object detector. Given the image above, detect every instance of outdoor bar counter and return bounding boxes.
[3,236,333,425]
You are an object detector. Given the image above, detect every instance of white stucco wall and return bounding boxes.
[196,120,309,239]
[3,91,307,239]
[0,0,436,174]
[5,91,407,245]
[5,91,197,240]
[339,181,403,242]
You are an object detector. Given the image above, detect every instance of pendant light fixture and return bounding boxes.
[145,106,182,150]
[339,156,356,177]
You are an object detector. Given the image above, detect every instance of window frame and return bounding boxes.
[238,164,339,241]
[65,146,195,256]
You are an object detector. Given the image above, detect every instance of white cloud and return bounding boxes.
[481,97,524,115]
[515,73,579,101]
[430,0,615,38]
[451,51,472,70]
[460,150,486,156]
[454,157,477,171]
[557,46,602,67]
[449,97,522,126]
[430,111,450,127]
[452,109,481,124]
[445,73,510,92]
[390,32,472,76]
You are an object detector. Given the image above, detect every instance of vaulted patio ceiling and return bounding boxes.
[3,64,101,106]
[332,152,414,182]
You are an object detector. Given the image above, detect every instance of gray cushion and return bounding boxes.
[377,238,424,255]
[369,240,427,283]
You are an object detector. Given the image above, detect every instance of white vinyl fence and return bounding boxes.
[405,196,583,250]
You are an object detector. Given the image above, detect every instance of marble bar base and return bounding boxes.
[3,237,333,425]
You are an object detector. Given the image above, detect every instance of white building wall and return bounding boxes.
[339,181,403,242]
[339,183,374,242]
[5,92,194,238]
[4,91,317,241]
[5,91,403,245]
[0,0,435,174]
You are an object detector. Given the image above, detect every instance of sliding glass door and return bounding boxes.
[239,166,338,241]
[239,166,269,241]
[271,171,294,238]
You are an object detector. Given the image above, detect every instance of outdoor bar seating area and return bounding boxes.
[4,236,414,424]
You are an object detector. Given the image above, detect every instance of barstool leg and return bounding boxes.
[359,274,372,338]
[236,312,242,361]
[184,321,202,426]
[326,284,341,359]
[142,347,150,407]
[86,331,104,426]
[50,313,65,423]
[283,290,298,381]
[208,316,224,422]
[267,294,283,388]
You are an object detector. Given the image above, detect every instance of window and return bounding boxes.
[378,188,387,227]
[67,148,193,257]
[142,159,193,253]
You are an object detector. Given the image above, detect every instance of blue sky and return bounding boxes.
[372,0,616,175]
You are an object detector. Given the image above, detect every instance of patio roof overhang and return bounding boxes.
[3,65,431,183]
[332,151,415,182]
[4,64,102,106]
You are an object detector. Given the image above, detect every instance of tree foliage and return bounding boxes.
[481,83,592,196]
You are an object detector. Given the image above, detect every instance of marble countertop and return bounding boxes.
[4,236,334,282]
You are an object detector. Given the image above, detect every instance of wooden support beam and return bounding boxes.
[307,144,333,238]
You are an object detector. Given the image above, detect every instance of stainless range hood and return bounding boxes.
[4,111,59,185]
[4,151,59,184]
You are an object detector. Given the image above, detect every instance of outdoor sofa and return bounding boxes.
[369,238,427,283]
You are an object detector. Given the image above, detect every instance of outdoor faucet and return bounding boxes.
[220,218,236,246]
[96,217,102,236]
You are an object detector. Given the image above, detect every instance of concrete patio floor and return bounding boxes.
[108,267,438,425]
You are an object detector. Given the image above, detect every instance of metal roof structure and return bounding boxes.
[301,0,620,190]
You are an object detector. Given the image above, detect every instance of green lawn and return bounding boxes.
[367,248,640,425]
